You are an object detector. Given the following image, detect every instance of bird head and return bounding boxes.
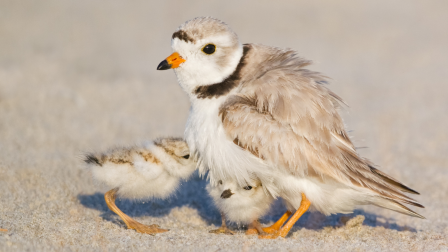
[153,137,197,179]
[216,179,263,200]
[157,17,243,93]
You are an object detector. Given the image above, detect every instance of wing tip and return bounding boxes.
[369,166,420,195]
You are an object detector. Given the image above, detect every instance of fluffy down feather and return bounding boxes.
[85,137,197,199]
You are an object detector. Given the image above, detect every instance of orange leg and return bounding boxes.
[245,220,266,235]
[259,193,310,239]
[247,211,292,235]
[0,228,7,232]
[262,210,292,234]
[104,188,169,235]
[209,212,235,235]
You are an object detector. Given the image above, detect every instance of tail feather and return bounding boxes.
[372,196,425,219]
[376,193,424,209]
[344,168,423,208]
[333,138,422,205]
[84,153,103,166]
[370,166,420,195]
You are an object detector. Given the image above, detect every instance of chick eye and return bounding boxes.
[218,180,222,185]
[182,154,190,159]
[202,44,216,54]
[243,186,252,190]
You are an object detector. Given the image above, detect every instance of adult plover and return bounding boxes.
[207,179,274,235]
[157,17,424,239]
[85,137,196,235]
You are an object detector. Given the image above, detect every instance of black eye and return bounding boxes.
[243,186,252,190]
[182,154,190,159]
[218,180,222,185]
[202,44,215,54]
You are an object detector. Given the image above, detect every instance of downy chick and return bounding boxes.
[85,137,196,235]
[207,179,274,235]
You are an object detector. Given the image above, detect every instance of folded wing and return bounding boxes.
[220,45,424,217]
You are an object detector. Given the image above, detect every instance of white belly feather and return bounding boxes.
[185,97,279,195]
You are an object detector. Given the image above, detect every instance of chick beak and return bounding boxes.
[221,189,234,199]
[157,52,186,70]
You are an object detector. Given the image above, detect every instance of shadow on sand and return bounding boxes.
[78,171,416,232]
[265,199,417,232]
[78,171,222,225]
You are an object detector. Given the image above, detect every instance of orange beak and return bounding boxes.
[157,52,186,70]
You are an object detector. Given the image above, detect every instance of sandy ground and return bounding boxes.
[1,1,447,251]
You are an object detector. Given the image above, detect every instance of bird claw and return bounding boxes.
[209,226,235,235]
[127,221,169,235]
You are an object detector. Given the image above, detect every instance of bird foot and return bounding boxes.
[104,189,169,235]
[245,220,269,235]
[258,232,281,239]
[245,228,259,235]
[126,220,169,235]
[259,194,311,239]
[209,226,235,235]
[261,226,280,234]
[246,228,268,235]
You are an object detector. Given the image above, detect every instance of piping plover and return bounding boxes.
[207,179,274,235]
[85,137,196,235]
[157,17,424,239]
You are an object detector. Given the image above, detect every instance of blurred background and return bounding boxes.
[0,0,447,251]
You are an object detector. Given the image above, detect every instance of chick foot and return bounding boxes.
[105,188,169,235]
[209,212,235,235]
[209,226,235,235]
[245,220,267,235]
[125,219,169,235]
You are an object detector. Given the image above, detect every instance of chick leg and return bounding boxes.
[261,211,292,234]
[209,212,235,235]
[104,188,169,235]
[246,220,267,235]
[259,193,310,239]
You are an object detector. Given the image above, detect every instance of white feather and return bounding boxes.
[185,96,279,196]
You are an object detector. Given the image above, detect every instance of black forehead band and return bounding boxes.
[172,30,195,43]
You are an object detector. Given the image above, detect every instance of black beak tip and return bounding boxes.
[157,60,171,70]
